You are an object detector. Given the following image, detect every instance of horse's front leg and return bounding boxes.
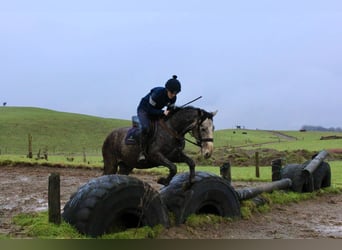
[151,152,177,186]
[179,151,196,184]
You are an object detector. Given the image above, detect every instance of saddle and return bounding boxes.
[125,116,141,145]
[124,116,155,145]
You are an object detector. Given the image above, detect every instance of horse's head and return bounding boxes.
[166,106,217,159]
[190,109,218,159]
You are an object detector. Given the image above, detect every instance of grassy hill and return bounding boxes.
[186,127,342,167]
[210,129,342,166]
[0,106,130,155]
[213,129,342,151]
[1,106,341,166]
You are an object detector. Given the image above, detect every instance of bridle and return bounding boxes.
[159,108,214,148]
[187,109,214,148]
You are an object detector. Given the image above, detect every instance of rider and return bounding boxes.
[137,75,181,162]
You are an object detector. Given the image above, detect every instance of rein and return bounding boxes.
[159,119,202,147]
[159,109,214,148]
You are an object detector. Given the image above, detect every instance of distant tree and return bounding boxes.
[301,125,342,132]
[3,102,6,106]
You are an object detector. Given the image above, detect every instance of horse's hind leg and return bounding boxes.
[103,153,118,175]
[117,162,132,175]
[102,134,118,175]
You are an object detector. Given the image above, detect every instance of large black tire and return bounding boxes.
[313,161,331,189]
[281,161,331,193]
[160,171,241,224]
[62,175,169,237]
[280,164,310,192]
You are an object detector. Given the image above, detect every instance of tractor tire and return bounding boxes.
[62,175,169,237]
[160,171,241,224]
[312,161,331,189]
[281,161,331,193]
[280,164,312,193]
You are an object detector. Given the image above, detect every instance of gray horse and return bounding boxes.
[102,106,217,185]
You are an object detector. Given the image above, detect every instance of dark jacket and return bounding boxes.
[137,87,176,117]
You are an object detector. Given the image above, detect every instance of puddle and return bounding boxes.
[19,176,30,182]
[314,225,342,238]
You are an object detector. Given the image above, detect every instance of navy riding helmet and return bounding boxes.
[165,75,181,93]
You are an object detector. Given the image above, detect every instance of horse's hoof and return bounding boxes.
[157,177,169,186]
[182,181,193,191]
[189,175,195,184]
[181,176,195,190]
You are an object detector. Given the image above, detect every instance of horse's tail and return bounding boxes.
[102,131,118,175]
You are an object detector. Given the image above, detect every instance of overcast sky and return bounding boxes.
[1,0,341,130]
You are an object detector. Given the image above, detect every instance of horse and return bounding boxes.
[102,106,217,186]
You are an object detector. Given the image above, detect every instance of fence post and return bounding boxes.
[220,162,231,183]
[271,158,282,181]
[27,133,33,158]
[255,151,260,178]
[83,147,87,163]
[48,173,61,225]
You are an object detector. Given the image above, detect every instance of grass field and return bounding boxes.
[1,106,342,188]
[2,106,342,155]
[1,106,342,239]
[212,129,342,151]
[0,106,130,155]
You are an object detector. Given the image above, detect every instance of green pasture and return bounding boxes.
[1,106,342,188]
[1,154,341,188]
[211,129,342,151]
[0,153,103,166]
[1,107,342,239]
[145,161,342,188]
[0,106,130,155]
[2,106,342,157]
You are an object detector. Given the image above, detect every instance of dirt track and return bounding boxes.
[0,164,341,238]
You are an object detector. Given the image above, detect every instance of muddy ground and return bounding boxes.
[0,164,341,239]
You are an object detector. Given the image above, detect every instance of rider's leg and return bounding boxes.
[138,128,149,161]
[137,110,150,161]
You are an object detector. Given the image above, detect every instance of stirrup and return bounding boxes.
[138,152,146,162]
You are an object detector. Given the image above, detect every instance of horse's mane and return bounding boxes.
[168,106,196,116]
[169,106,213,120]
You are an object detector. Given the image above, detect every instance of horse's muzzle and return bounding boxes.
[201,142,214,159]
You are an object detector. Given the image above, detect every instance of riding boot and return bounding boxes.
[138,131,149,162]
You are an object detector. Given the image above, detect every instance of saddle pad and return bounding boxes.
[125,127,141,145]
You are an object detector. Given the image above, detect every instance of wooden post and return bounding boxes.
[48,173,61,224]
[271,158,282,181]
[27,134,33,158]
[220,162,231,183]
[43,147,48,160]
[83,147,87,163]
[255,152,260,178]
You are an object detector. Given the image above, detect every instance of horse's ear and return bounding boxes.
[211,110,218,117]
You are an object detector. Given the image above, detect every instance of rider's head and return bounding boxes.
[165,75,181,96]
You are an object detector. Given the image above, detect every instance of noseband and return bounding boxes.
[160,108,214,148]
[194,110,214,146]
